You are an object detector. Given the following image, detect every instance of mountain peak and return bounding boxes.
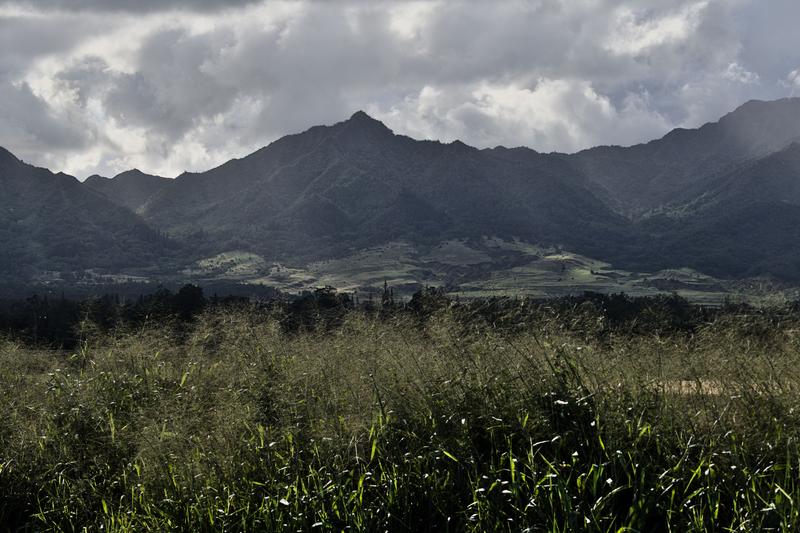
[113,169,143,179]
[112,168,167,181]
[349,110,376,122]
[344,110,391,131]
[330,110,394,142]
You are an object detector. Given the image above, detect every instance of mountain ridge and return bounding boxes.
[3,97,800,289]
[566,97,800,214]
[0,153,177,282]
[84,169,171,213]
[136,108,631,265]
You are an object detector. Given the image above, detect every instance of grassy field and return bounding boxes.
[2,305,800,531]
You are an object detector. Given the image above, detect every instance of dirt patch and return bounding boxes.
[660,380,724,395]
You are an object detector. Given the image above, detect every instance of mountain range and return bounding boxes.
[0,147,175,283]
[3,98,800,298]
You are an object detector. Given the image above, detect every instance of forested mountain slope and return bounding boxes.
[0,148,174,281]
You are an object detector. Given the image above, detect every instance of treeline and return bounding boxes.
[0,285,242,348]
[2,283,797,348]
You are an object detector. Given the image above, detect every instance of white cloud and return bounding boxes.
[0,0,796,178]
[604,2,709,56]
[375,79,671,152]
[787,69,800,95]
[387,1,436,42]
[724,62,760,85]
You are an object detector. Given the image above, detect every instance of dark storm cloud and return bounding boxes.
[0,81,91,153]
[0,0,258,12]
[0,15,101,78]
[0,1,798,178]
[106,28,239,136]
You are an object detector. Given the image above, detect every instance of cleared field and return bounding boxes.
[184,239,797,304]
[182,251,268,279]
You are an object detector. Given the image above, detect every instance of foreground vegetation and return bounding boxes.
[2,298,800,531]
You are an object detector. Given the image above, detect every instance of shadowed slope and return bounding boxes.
[0,149,175,279]
[84,169,170,213]
[142,111,630,261]
[567,97,800,213]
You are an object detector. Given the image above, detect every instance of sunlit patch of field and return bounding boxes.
[455,248,650,299]
[308,241,433,291]
[183,250,268,279]
[249,263,318,290]
[33,270,153,285]
[183,239,793,305]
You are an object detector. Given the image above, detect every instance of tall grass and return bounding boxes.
[2,307,800,531]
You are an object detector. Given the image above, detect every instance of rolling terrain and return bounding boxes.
[3,98,800,300]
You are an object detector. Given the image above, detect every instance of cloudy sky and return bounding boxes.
[0,0,798,179]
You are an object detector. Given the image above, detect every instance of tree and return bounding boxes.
[174,284,206,319]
